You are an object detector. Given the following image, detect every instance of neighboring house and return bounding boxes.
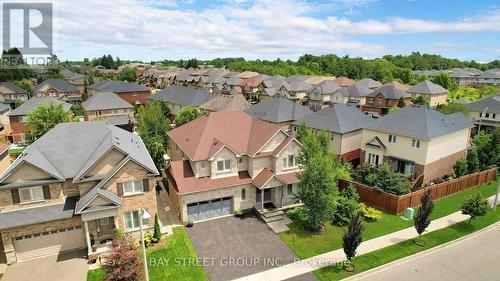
[82,92,135,131]
[62,69,86,94]
[449,68,477,87]
[33,79,80,102]
[88,80,151,105]
[198,94,249,112]
[361,104,472,183]
[355,78,383,90]
[148,85,215,116]
[276,80,312,104]
[0,103,12,143]
[0,122,159,264]
[256,76,287,100]
[465,94,500,129]
[362,85,412,117]
[244,97,313,131]
[406,80,448,107]
[473,71,500,87]
[0,82,29,108]
[333,76,355,87]
[8,97,72,143]
[307,80,341,111]
[292,104,373,163]
[338,83,373,106]
[384,80,408,91]
[166,111,302,222]
[0,143,10,175]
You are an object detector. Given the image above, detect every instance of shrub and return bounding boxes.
[186,220,194,227]
[144,232,155,247]
[114,228,124,239]
[234,209,243,217]
[153,213,161,242]
[453,158,468,177]
[358,203,382,221]
[352,163,373,183]
[287,207,308,222]
[461,193,489,223]
[332,188,360,226]
[371,164,411,195]
[103,237,143,281]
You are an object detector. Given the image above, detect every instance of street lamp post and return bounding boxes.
[140,209,151,281]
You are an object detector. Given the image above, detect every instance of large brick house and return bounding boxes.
[88,80,151,105]
[406,80,448,107]
[361,104,472,183]
[0,122,159,264]
[33,79,80,101]
[166,111,302,223]
[9,97,72,143]
[362,85,412,117]
[82,92,135,131]
[0,82,29,108]
[148,85,215,117]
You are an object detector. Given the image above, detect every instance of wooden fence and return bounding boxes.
[339,167,497,215]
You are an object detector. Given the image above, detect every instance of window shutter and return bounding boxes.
[43,185,50,199]
[143,179,149,192]
[117,182,123,197]
[11,189,20,203]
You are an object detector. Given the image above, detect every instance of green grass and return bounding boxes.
[279,180,498,259]
[86,227,208,281]
[314,207,500,281]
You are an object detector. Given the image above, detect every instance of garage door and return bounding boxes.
[13,226,86,261]
[187,197,233,221]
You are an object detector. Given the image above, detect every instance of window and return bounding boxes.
[368,153,379,165]
[96,110,101,117]
[485,113,490,118]
[388,135,397,143]
[493,114,497,119]
[122,179,144,195]
[99,218,109,225]
[216,160,231,172]
[283,154,296,169]
[200,161,206,169]
[287,184,293,195]
[293,126,297,132]
[241,188,246,200]
[238,157,243,164]
[411,139,421,148]
[330,133,334,141]
[123,210,149,230]
[19,116,27,123]
[19,186,44,202]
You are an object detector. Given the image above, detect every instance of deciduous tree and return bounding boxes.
[461,193,489,223]
[174,106,204,127]
[137,102,170,170]
[25,103,70,143]
[413,189,434,245]
[342,213,364,270]
[103,237,143,281]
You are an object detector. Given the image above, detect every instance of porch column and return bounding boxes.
[261,189,264,211]
[84,221,92,255]
[113,216,118,229]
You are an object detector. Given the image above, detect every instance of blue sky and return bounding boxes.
[5,0,500,62]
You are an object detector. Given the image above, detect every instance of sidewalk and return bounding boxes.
[233,194,499,281]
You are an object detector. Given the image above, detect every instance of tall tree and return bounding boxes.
[174,106,204,127]
[466,148,480,174]
[413,189,434,245]
[25,103,70,143]
[453,158,468,177]
[342,213,364,271]
[137,102,170,170]
[120,67,136,82]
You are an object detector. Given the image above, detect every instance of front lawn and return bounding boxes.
[314,206,500,280]
[87,227,208,281]
[279,180,498,259]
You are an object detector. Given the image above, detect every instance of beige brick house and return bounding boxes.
[166,111,302,223]
[0,122,159,264]
[82,92,135,131]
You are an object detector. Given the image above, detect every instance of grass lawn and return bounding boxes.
[87,227,208,281]
[314,206,500,281]
[279,180,498,259]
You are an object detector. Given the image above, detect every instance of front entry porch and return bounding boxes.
[81,208,120,255]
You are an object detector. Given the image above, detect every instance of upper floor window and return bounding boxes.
[388,135,397,143]
[19,186,44,202]
[283,154,296,169]
[200,161,206,169]
[411,139,421,148]
[217,160,231,172]
[122,179,144,195]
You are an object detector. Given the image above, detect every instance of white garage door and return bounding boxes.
[14,226,86,261]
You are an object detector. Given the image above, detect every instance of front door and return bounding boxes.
[397,160,405,174]
[256,188,272,203]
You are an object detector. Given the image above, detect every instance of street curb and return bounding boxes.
[341,221,500,281]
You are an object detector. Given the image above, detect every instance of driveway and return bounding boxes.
[186,213,318,281]
[3,249,88,281]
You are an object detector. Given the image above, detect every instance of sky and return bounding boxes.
[2,0,500,62]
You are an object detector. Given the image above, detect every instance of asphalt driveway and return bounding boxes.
[3,249,88,281]
[186,213,318,281]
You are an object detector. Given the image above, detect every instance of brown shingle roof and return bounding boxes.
[198,94,249,112]
[333,76,355,87]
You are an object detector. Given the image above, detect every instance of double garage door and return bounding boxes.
[187,197,232,221]
[13,227,86,261]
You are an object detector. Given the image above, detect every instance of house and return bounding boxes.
[355,78,383,90]
[276,80,312,104]
[82,92,135,131]
[0,103,12,143]
[449,68,477,87]
[244,97,313,131]
[338,83,373,106]
[465,94,500,129]
[256,76,287,100]
[166,111,302,222]
[362,85,412,117]
[473,71,500,87]
[0,122,159,264]
[333,76,355,87]
[33,79,80,102]
[292,104,373,164]
[198,94,249,113]
[0,82,29,108]
[307,80,341,111]
[361,105,472,183]
[406,80,448,107]
[0,143,10,175]
[384,80,408,91]
[9,97,72,143]
[62,69,86,94]
[148,85,215,116]
[88,80,151,105]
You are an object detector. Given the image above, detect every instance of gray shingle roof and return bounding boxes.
[82,92,133,111]
[356,78,383,89]
[340,84,373,97]
[244,97,312,123]
[368,85,411,99]
[0,82,28,94]
[62,69,85,80]
[34,79,78,92]
[406,80,448,95]
[310,80,341,95]
[293,104,373,134]
[466,94,500,114]
[364,104,472,139]
[148,85,215,106]
[89,80,150,93]
[0,103,10,113]
[9,96,72,116]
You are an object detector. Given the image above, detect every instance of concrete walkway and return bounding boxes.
[233,195,499,281]
[156,184,183,235]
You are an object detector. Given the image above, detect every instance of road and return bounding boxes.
[346,223,500,281]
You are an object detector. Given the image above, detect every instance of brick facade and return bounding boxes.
[9,115,27,143]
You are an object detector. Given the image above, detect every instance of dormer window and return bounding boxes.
[217,160,231,172]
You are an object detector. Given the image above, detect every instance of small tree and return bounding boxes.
[413,189,434,245]
[153,213,162,242]
[174,106,204,127]
[411,96,430,106]
[466,148,480,174]
[453,158,468,177]
[103,237,143,281]
[397,97,406,108]
[461,193,489,223]
[342,213,364,271]
[25,103,70,143]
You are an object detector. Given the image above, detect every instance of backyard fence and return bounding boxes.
[339,167,497,215]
